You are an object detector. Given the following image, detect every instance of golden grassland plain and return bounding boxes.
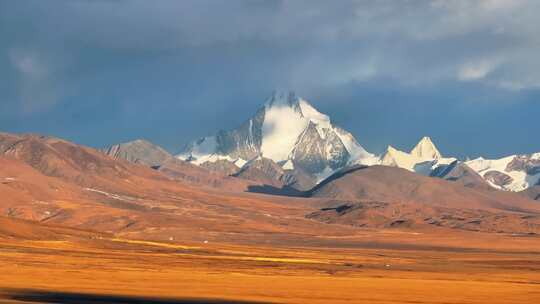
[1,230,540,304]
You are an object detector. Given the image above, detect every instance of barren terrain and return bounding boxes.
[1,133,540,303]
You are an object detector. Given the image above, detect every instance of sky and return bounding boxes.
[0,0,539,159]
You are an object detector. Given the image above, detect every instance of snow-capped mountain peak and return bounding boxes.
[380,137,455,175]
[381,145,418,170]
[260,93,309,161]
[265,90,299,108]
[386,145,399,154]
[410,136,442,160]
[298,99,331,125]
[177,90,376,190]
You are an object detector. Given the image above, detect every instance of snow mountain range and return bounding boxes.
[378,136,540,193]
[103,90,539,196]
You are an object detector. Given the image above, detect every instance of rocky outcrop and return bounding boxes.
[233,157,288,188]
[102,139,173,167]
[200,159,241,176]
[484,171,514,188]
[506,155,540,175]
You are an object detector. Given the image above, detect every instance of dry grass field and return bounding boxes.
[1,221,539,304]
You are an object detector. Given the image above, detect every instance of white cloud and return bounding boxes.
[458,60,497,81]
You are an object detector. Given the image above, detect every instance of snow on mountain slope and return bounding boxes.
[410,136,442,160]
[378,136,540,192]
[177,91,376,189]
[466,154,540,192]
[260,93,310,161]
[177,137,248,167]
[381,146,417,171]
[380,137,455,175]
[335,127,379,165]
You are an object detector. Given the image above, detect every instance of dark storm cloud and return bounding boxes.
[0,0,539,157]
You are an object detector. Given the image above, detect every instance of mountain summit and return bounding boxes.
[381,136,455,174]
[411,136,442,160]
[177,91,378,189]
